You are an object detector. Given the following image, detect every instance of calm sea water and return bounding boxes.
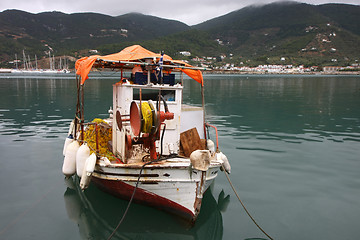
[0,73,359,240]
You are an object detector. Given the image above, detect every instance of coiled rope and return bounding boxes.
[222,166,274,240]
[140,102,153,133]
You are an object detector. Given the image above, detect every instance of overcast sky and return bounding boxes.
[1,0,359,25]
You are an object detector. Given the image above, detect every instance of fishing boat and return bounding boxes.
[62,45,231,223]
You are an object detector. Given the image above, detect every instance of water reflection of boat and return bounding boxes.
[64,176,228,239]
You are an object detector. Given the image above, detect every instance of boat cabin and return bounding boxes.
[112,79,205,163]
[74,45,208,164]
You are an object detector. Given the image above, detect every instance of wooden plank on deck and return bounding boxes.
[180,127,204,157]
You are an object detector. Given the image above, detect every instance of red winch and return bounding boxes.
[116,97,174,160]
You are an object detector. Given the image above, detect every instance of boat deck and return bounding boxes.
[97,156,223,169]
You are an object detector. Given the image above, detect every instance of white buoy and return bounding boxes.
[86,153,97,173]
[207,139,215,153]
[76,143,90,177]
[216,152,231,174]
[190,150,211,171]
[80,153,97,190]
[62,141,80,177]
[63,134,74,156]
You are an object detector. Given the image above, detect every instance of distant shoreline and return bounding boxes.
[204,71,360,75]
[0,68,359,76]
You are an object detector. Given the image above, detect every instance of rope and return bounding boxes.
[222,166,274,240]
[107,124,167,240]
[107,161,152,240]
[141,102,153,133]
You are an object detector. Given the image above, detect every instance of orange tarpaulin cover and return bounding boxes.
[173,60,204,86]
[75,45,203,85]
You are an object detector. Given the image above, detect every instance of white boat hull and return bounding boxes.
[91,158,222,222]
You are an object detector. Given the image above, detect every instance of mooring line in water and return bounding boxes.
[107,157,162,240]
[107,155,169,240]
[107,124,167,240]
[223,167,274,240]
[0,185,56,237]
[107,164,145,240]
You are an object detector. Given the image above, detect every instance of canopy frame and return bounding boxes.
[75,45,207,85]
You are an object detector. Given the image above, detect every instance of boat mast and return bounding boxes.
[35,55,38,70]
[23,50,27,70]
[65,56,68,70]
[48,52,52,70]
[28,55,32,69]
[15,54,18,69]
[74,75,85,141]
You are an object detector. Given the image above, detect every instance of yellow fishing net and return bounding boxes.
[83,118,115,160]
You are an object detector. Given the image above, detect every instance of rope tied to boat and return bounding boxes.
[107,123,167,240]
[222,165,274,240]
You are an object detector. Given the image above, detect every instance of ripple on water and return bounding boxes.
[235,146,286,153]
[0,118,72,142]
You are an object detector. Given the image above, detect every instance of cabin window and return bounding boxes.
[133,89,175,102]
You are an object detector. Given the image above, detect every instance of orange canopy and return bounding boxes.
[75,45,203,85]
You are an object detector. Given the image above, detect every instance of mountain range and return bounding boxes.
[0,1,359,68]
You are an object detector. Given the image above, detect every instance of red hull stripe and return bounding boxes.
[91,177,195,221]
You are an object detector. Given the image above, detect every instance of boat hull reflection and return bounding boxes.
[63,177,228,239]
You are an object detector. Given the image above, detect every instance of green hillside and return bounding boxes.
[0,10,189,67]
[0,2,359,68]
[98,29,225,57]
[192,2,360,66]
